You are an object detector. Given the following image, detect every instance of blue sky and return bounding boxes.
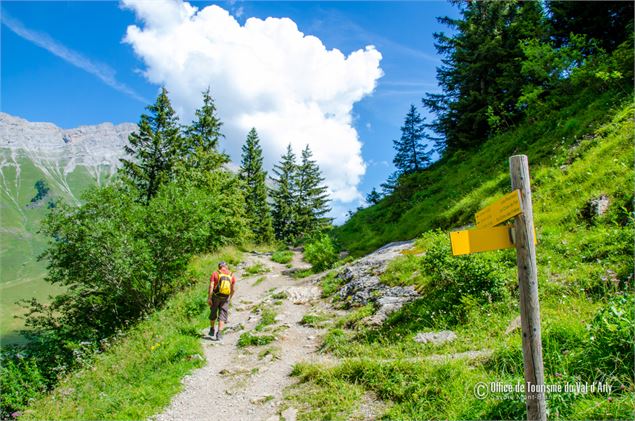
[2,0,457,218]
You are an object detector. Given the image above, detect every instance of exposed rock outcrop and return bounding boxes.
[334,241,419,324]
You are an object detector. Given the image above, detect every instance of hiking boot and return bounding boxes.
[216,331,224,342]
[208,328,215,338]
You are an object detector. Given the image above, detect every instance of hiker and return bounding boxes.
[208,261,236,341]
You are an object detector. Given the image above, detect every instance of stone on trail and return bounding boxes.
[287,286,321,304]
[414,330,457,345]
[281,407,298,421]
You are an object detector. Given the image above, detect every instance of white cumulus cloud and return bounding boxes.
[121,0,382,209]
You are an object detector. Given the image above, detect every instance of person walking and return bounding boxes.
[208,261,236,342]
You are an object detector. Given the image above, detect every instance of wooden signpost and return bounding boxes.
[449,155,546,421]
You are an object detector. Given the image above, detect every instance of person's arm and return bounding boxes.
[208,273,216,305]
[230,276,237,302]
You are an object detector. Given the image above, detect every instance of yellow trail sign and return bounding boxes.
[450,225,514,256]
[475,189,522,228]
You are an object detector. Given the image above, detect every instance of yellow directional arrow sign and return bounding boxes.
[450,225,515,256]
[475,189,522,228]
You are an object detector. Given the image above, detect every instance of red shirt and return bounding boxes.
[210,268,237,290]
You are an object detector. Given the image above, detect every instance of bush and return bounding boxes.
[271,250,293,264]
[304,235,338,272]
[0,355,48,418]
[578,293,634,383]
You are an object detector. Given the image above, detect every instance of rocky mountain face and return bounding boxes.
[0,113,136,201]
[0,113,136,331]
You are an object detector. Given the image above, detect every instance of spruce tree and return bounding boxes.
[393,105,431,176]
[270,144,298,242]
[423,0,546,152]
[121,87,183,203]
[239,128,274,244]
[184,87,228,170]
[295,145,332,236]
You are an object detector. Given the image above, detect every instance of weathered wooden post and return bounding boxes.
[509,155,546,421]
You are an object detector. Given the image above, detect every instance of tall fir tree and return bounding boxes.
[239,128,274,244]
[270,144,298,242]
[423,0,546,152]
[295,145,332,236]
[393,104,431,176]
[184,87,228,170]
[121,87,183,203]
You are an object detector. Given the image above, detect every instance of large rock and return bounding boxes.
[334,241,419,324]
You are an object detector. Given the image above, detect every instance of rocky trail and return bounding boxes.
[151,241,484,421]
[152,251,332,421]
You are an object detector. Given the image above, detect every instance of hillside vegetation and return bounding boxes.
[289,93,634,419]
[334,90,632,256]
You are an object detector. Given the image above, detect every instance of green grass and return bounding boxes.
[255,308,277,332]
[0,154,114,344]
[332,91,632,257]
[286,96,635,420]
[300,313,331,328]
[237,332,276,348]
[20,248,242,420]
[244,263,270,276]
[271,291,288,300]
[271,250,294,264]
[319,271,345,298]
[252,276,267,286]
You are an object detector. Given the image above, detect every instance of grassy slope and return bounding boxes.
[333,90,632,257]
[287,94,634,420]
[21,248,242,420]
[0,153,107,342]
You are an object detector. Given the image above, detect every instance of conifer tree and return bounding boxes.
[184,87,228,170]
[270,144,298,242]
[366,188,382,205]
[239,128,274,244]
[121,87,183,203]
[393,104,431,176]
[423,0,545,152]
[295,145,332,236]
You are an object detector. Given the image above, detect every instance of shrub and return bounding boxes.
[0,355,47,418]
[577,293,634,383]
[304,235,338,272]
[271,250,293,264]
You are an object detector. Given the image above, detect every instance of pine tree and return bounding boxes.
[239,128,274,244]
[184,87,228,170]
[393,104,431,176]
[270,145,298,242]
[121,87,183,203]
[295,145,331,236]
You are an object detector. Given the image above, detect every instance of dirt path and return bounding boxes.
[152,252,327,421]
